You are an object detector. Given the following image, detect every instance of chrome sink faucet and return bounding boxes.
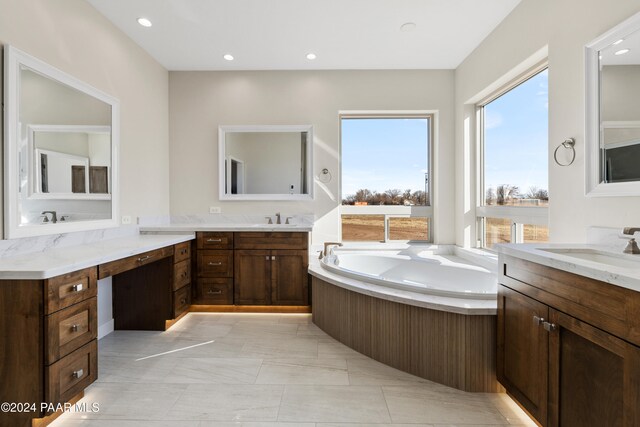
[41,210,58,224]
[275,212,281,224]
[621,227,640,254]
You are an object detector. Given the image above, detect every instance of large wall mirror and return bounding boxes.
[218,125,313,200]
[4,45,119,238]
[585,11,640,196]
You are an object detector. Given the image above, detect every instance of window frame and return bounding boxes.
[339,112,434,243]
[476,64,549,249]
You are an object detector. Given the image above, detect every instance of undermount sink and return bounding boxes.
[538,248,640,269]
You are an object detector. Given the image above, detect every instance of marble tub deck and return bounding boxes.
[51,313,535,427]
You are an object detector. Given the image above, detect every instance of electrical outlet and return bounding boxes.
[209,206,221,214]
[121,215,132,224]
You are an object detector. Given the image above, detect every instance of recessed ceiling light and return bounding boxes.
[306,53,317,60]
[400,22,416,32]
[223,54,234,61]
[137,17,152,27]
[613,39,624,45]
[614,48,630,55]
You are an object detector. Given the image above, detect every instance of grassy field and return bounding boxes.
[341,215,429,241]
[341,215,548,245]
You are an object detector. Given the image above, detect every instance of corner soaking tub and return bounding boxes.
[309,246,500,392]
[319,249,496,300]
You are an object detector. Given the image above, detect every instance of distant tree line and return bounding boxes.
[342,189,429,206]
[485,185,549,205]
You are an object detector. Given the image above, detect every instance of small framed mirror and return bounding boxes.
[585,11,640,196]
[218,125,314,201]
[4,45,119,238]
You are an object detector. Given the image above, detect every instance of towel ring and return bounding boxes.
[554,138,576,166]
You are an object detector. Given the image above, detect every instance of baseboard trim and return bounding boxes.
[189,305,311,313]
[98,319,114,339]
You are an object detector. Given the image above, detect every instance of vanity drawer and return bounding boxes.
[173,259,191,291]
[45,267,97,314]
[234,232,308,250]
[45,297,97,364]
[174,241,191,263]
[197,250,233,277]
[173,285,191,318]
[198,278,233,304]
[45,340,97,409]
[98,246,173,279]
[197,232,234,250]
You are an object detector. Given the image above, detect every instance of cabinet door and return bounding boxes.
[497,285,549,425]
[272,250,308,305]
[234,250,271,305]
[548,308,640,427]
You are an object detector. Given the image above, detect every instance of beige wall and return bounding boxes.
[0,0,170,237]
[169,70,455,244]
[455,0,640,245]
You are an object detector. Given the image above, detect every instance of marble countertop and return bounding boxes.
[140,224,312,232]
[308,255,496,315]
[496,243,640,293]
[0,233,194,280]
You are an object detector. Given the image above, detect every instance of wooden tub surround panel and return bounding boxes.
[311,277,499,392]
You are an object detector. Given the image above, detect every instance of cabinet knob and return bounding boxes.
[71,324,79,332]
[71,283,84,292]
[543,321,557,332]
[532,315,544,326]
[72,369,84,379]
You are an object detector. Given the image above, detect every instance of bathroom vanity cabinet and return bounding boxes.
[194,231,309,306]
[498,255,640,427]
[0,267,99,427]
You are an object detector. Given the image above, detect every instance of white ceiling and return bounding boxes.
[87,0,521,71]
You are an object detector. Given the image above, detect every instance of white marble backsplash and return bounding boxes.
[586,226,640,251]
[138,213,315,227]
[0,225,140,259]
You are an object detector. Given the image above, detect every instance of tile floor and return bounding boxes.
[52,313,536,427]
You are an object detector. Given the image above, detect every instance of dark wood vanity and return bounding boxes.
[497,254,640,427]
[193,231,309,308]
[0,240,192,427]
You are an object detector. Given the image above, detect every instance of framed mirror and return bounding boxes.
[218,125,314,201]
[585,11,640,196]
[4,45,119,238]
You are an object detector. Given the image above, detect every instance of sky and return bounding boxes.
[484,69,549,195]
[341,118,429,197]
[340,69,548,200]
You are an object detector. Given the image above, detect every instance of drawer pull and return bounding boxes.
[71,283,84,292]
[180,298,187,304]
[181,272,188,278]
[181,249,188,254]
[137,255,153,263]
[533,315,544,326]
[543,321,557,332]
[71,324,79,332]
[207,289,223,295]
[206,238,222,243]
[208,262,222,266]
[72,369,84,379]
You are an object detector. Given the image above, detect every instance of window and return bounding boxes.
[340,115,432,242]
[478,68,549,249]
